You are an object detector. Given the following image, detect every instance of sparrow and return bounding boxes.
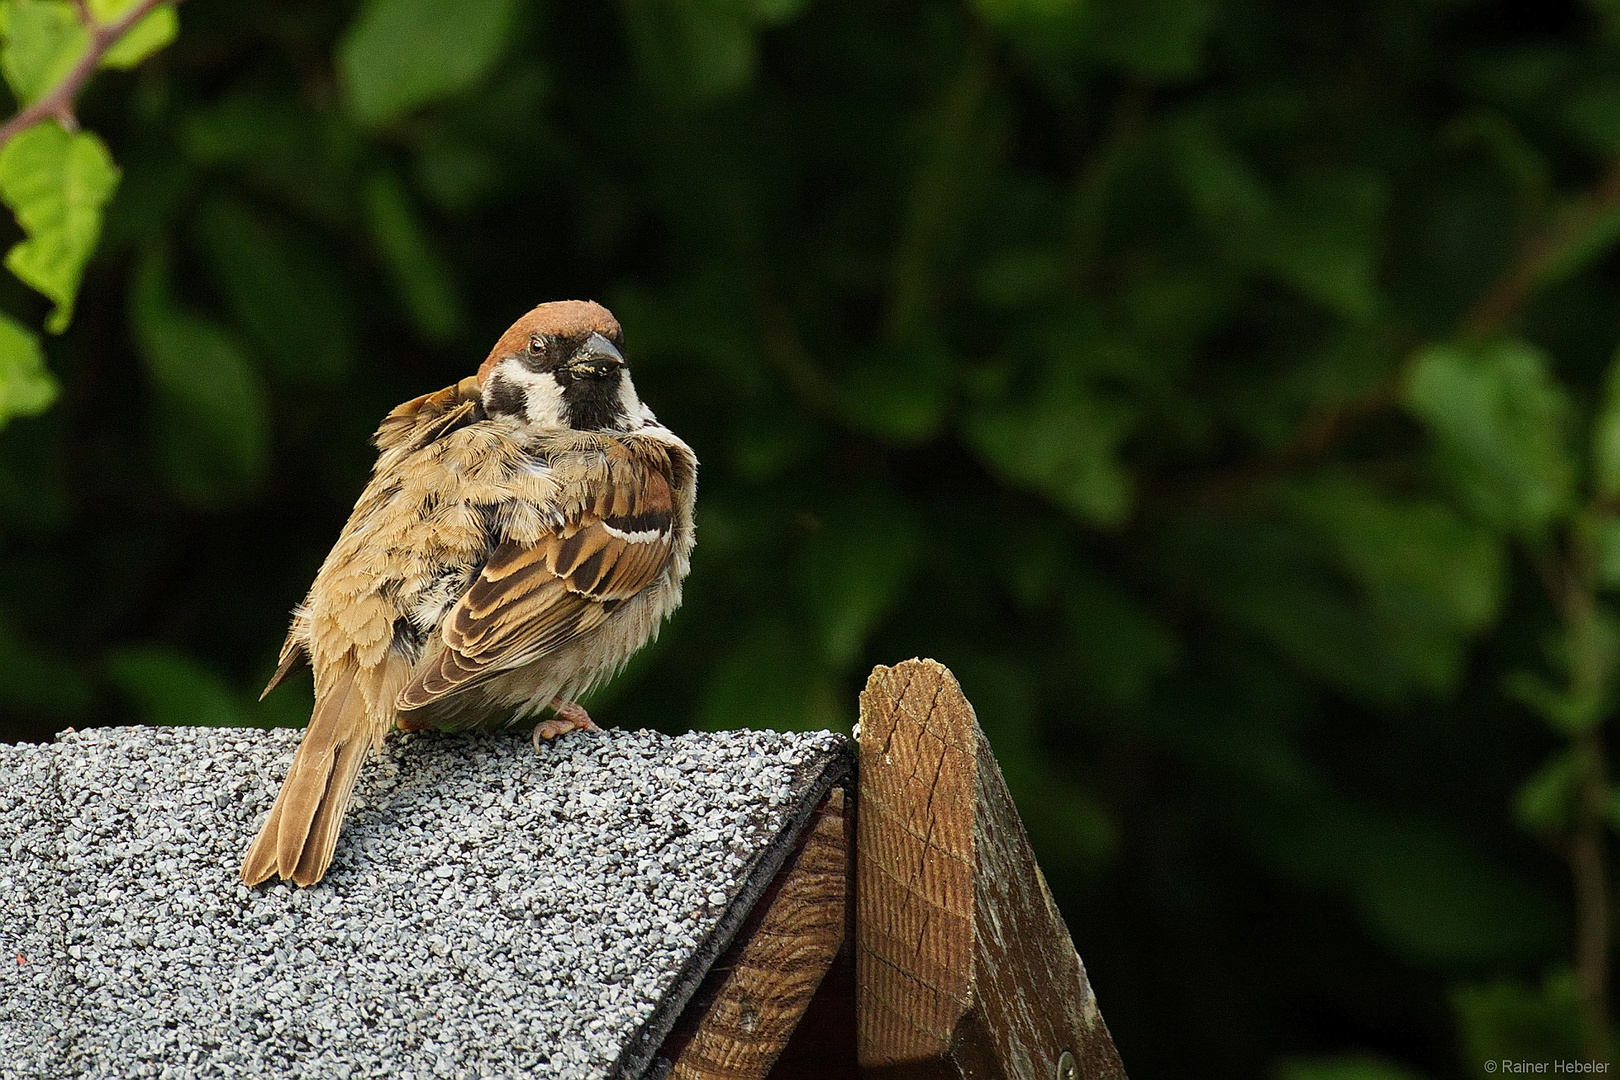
[240,300,697,887]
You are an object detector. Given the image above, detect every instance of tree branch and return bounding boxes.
[1462,156,1620,339]
[1180,149,1620,508]
[0,0,176,151]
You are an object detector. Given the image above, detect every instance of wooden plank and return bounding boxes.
[664,786,851,1080]
[856,659,1128,1080]
[763,939,859,1079]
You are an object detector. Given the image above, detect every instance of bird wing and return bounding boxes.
[396,443,677,712]
[372,376,484,453]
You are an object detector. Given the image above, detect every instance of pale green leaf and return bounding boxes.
[0,310,56,426]
[1403,340,1575,537]
[97,3,177,69]
[0,0,85,104]
[0,122,120,332]
[338,0,519,127]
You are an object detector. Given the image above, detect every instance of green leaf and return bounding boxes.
[799,493,921,669]
[1591,350,1620,500]
[193,197,355,384]
[0,310,56,426]
[1253,800,1565,965]
[1282,473,1505,694]
[1513,750,1576,834]
[1403,340,1575,538]
[364,171,462,344]
[1063,568,1180,707]
[0,0,86,104]
[94,0,177,70]
[1080,0,1216,80]
[1454,971,1583,1067]
[1276,1056,1430,1080]
[1261,172,1387,320]
[620,0,765,102]
[132,250,270,507]
[697,619,844,732]
[1504,667,1610,734]
[964,362,1135,527]
[836,341,951,443]
[1596,515,1620,588]
[107,646,253,727]
[1172,134,1386,318]
[338,0,520,127]
[0,122,120,332]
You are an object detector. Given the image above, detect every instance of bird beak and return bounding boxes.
[569,332,626,377]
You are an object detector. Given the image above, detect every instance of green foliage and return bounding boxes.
[338,0,521,128]
[964,360,1135,526]
[107,646,253,727]
[1403,341,1575,538]
[1277,1058,1430,1080]
[364,170,461,344]
[93,0,177,70]
[1515,749,1578,834]
[0,311,55,423]
[132,251,269,506]
[0,122,118,331]
[1454,971,1584,1066]
[0,1,86,104]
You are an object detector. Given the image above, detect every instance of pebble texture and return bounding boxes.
[0,724,851,1080]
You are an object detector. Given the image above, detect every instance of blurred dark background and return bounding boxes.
[2,0,1616,1076]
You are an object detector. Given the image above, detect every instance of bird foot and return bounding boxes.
[531,698,600,750]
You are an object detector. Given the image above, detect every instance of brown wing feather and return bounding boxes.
[395,454,676,713]
[373,376,482,453]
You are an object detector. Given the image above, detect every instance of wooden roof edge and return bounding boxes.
[644,657,1130,1080]
[854,658,1129,1080]
[614,738,855,1080]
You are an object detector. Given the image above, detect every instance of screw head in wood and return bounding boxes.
[1056,1049,1078,1080]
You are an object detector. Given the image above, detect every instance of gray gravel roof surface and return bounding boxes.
[0,724,851,1080]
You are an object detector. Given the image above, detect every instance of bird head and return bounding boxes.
[477,300,652,432]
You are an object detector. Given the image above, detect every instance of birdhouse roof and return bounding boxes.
[0,724,852,1079]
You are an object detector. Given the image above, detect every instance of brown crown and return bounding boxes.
[477,300,623,383]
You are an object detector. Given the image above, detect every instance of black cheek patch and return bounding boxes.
[484,373,528,419]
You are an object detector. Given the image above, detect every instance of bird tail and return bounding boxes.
[240,657,404,887]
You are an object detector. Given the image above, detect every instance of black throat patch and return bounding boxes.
[560,371,626,431]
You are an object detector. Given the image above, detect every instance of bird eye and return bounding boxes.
[528,334,545,354]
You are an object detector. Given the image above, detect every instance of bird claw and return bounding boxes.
[531,698,600,751]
